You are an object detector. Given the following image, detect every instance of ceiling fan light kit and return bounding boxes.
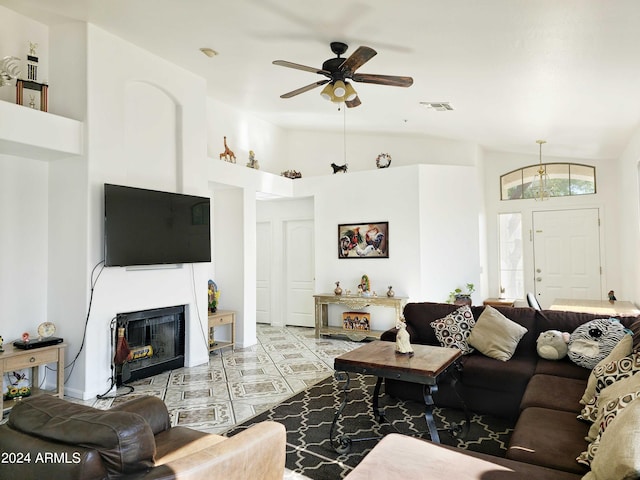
[273,42,413,108]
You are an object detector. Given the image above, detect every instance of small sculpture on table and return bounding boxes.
[395,320,414,356]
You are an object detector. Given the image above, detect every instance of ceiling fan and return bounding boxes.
[272,42,413,108]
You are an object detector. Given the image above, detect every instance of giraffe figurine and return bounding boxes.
[219,136,236,163]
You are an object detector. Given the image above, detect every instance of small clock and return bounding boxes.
[37,322,56,339]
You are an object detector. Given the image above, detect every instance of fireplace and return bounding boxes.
[115,305,185,385]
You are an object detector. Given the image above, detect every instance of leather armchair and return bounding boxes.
[0,394,286,480]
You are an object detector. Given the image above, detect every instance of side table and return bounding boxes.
[208,310,236,353]
[1,342,66,414]
[483,298,515,307]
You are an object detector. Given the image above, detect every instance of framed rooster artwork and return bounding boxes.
[338,222,388,259]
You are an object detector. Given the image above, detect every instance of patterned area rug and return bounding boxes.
[226,374,515,479]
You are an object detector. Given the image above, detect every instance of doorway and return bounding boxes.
[532,208,602,308]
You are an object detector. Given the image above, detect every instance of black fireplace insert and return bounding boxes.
[114,305,185,385]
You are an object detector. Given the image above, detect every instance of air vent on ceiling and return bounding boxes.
[420,101,454,111]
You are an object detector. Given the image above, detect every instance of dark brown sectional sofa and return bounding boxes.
[370,301,640,479]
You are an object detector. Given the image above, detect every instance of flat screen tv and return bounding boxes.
[104,183,211,267]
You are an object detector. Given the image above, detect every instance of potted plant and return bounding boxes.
[447,283,475,305]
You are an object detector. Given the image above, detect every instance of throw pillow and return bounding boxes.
[587,396,640,480]
[568,318,629,369]
[580,334,633,405]
[430,305,476,354]
[579,352,640,423]
[585,371,640,442]
[630,319,640,352]
[467,305,528,361]
[577,394,640,469]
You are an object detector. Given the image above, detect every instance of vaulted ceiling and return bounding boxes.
[4,0,640,160]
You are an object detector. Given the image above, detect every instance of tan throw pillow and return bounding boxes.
[467,305,528,361]
[585,372,640,441]
[587,396,640,479]
[580,334,633,406]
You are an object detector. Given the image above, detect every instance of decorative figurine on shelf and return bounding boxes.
[208,279,220,313]
[219,136,236,163]
[0,56,21,87]
[331,162,348,174]
[281,170,302,179]
[246,150,260,169]
[0,335,4,352]
[608,290,617,303]
[5,371,31,399]
[359,274,371,296]
[376,153,392,169]
[395,320,414,356]
[387,286,395,297]
[27,42,39,81]
[334,281,342,296]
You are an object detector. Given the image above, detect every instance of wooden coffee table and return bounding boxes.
[330,341,468,453]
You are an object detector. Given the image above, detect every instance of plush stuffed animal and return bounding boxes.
[536,330,570,360]
[568,318,629,369]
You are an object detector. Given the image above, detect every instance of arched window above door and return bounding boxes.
[500,163,596,200]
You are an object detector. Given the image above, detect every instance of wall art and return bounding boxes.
[338,222,388,258]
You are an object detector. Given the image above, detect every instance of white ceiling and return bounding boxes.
[4,0,640,160]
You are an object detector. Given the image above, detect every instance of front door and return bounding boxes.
[532,208,602,308]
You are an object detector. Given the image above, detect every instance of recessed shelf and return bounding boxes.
[0,100,83,160]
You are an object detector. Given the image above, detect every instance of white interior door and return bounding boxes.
[532,208,602,308]
[284,219,315,327]
[256,221,271,324]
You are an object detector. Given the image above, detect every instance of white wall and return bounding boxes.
[285,129,479,177]
[292,164,481,333]
[68,24,211,399]
[206,97,288,175]
[617,127,640,304]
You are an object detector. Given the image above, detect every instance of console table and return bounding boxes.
[313,294,407,340]
[1,342,66,414]
[208,310,236,353]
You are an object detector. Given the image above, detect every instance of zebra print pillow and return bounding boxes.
[568,318,629,369]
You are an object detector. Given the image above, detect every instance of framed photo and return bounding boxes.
[338,222,388,259]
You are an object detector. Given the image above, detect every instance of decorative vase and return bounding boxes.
[387,286,395,297]
[334,281,342,296]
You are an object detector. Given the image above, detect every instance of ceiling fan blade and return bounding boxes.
[345,96,362,108]
[280,79,330,98]
[273,60,331,77]
[352,73,414,87]
[339,46,377,74]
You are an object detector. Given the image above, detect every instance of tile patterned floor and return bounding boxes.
[90,324,359,435]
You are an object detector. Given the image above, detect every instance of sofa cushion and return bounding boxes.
[580,333,633,405]
[534,358,590,380]
[585,395,640,480]
[520,374,586,413]
[8,395,155,476]
[430,305,476,354]
[461,355,535,393]
[506,407,589,474]
[468,305,528,361]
